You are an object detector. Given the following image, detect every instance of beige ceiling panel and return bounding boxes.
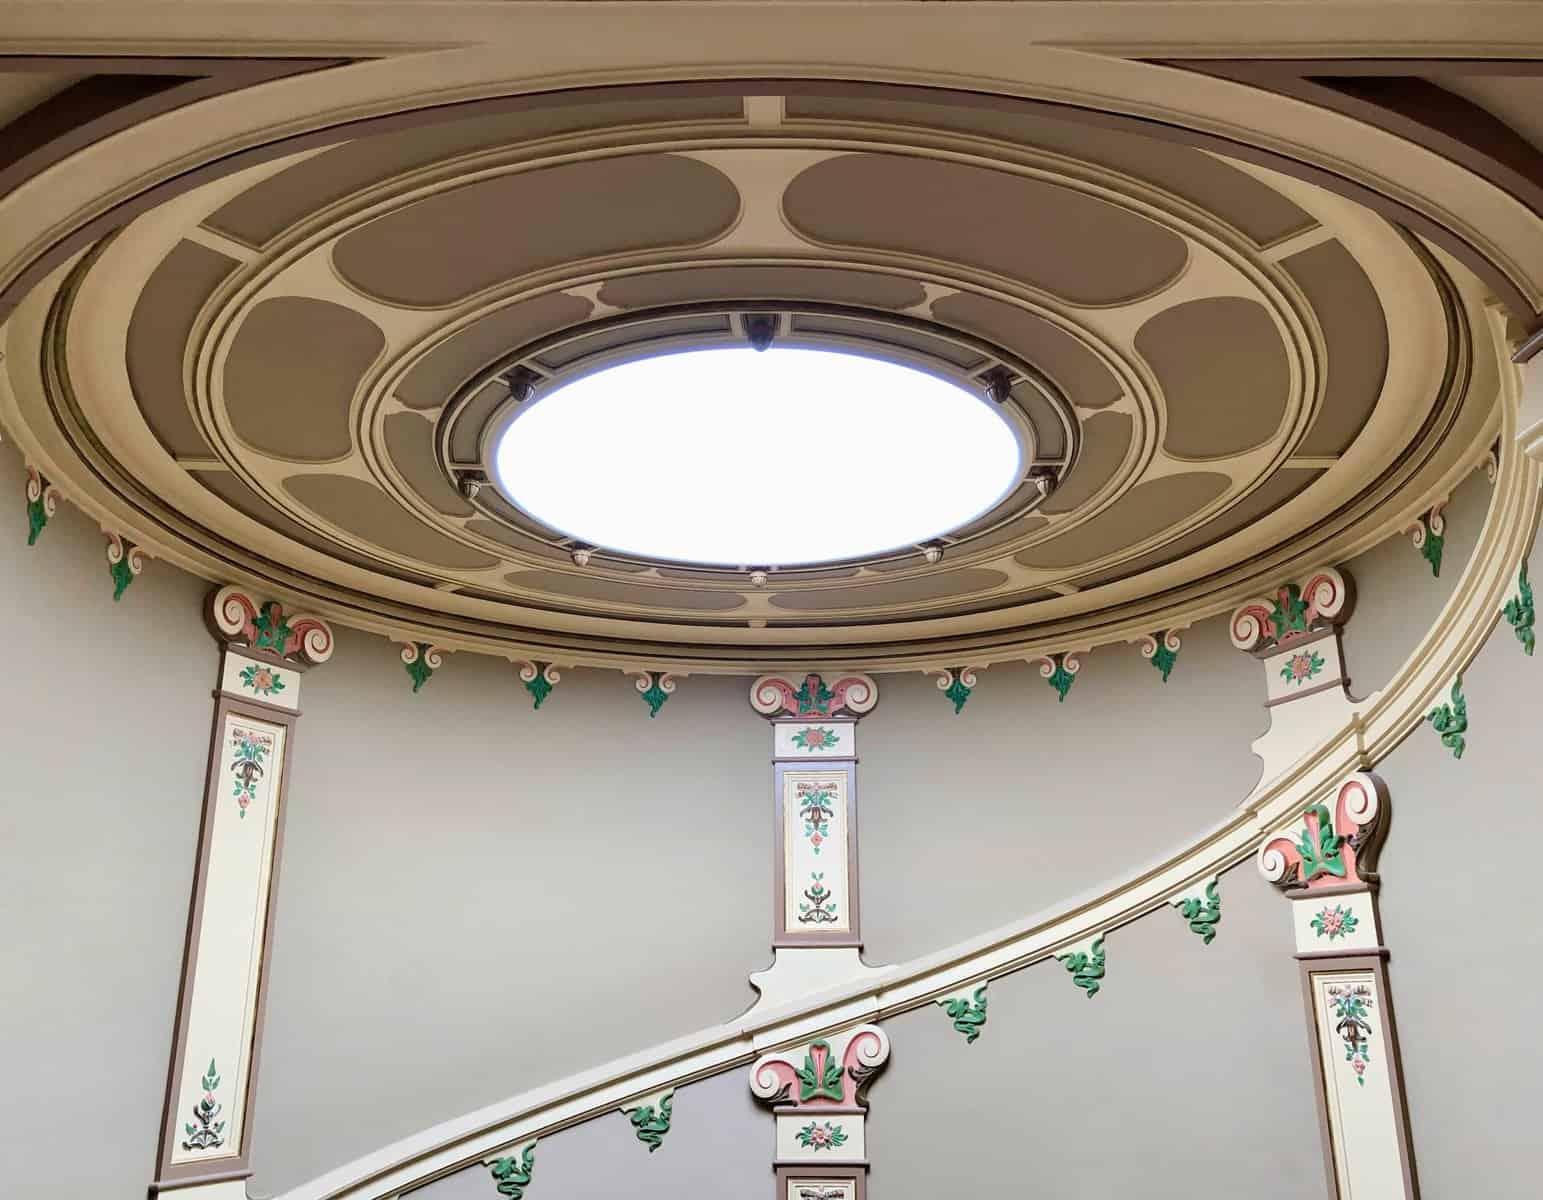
[782,153,1187,305]
[931,292,1122,409]
[464,518,570,562]
[203,95,743,247]
[1015,472,1230,569]
[1283,241,1389,457]
[597,265,927,309]
[284,474,499,569]
[191,469,440,585]
[783,95,1315,245]
[503,570,746,611]
[333,155,741,307]
[447,381,508,461]
[1136,297,1288,459]
[126,239,238,457]
[1069,467,1324,588]
[768,567,1008,610]
[224,297,384,461]
[383,411,473,517]
[1038,410,1132,514]
[0,71,82,126]
[397,292,594,410]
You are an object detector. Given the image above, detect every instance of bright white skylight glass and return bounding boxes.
[492,347,1022,566]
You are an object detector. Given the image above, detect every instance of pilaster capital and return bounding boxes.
[208,585,335,666]
[750,672,879,720]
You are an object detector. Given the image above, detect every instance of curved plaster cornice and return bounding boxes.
[266,310,1540,1200]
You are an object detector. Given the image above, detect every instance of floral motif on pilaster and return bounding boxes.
[926,665,983,713]
[1311,904,1360,941]
[620,1089,673,1152]
[24,466,56,545]
[796,1121,848,1151]
[790,726,840,752]
[1229,567,1353,654]
[1034,650,1084,702]
[238,662,285,698]
[1257,772,1386,891]
[749,1025,890,1110]
[517,661,562,709]
[1280,648,1325,687]
[1169,878,1221,944]
[796,781,836,855]
[229,725,274,819]
[1407,502,1447,577]
[751,672,879,719]
[401,642,442,693]
[797,872,838,924]
[180,1058,226,1151]
[1503,562,1534,656]
[633,670,677,717]
[937,983,989,1043]
[1327,983,1375,1086]
[210,585,335,664]
[104,532,144,600]
[486,1141,536,1198]
[1137,630,1182,682]
[1426,676,1468,759]
[1056,935,1105,998]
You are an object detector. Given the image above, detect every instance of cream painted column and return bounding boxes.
[150,586,335,1198]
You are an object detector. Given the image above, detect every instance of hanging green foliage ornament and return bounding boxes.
[1503,563,1535,656]
[937,983,989,1043]
[1036,650,1084,702]
[621,1091,673,1152]
[1173,879,1222,944]
[24,466,56,546]
[401,642,442,693]
[1426,676,1468,759]
[633,670,676,717]
[931,666,981,713]
[1057,935,1106,998]
[1407,503,1447,577]
[487,1142,536,1199]
[1138,631,1182,682]
[518,661,561,709]
[105,532,144,600]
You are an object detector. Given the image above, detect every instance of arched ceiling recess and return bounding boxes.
[0,73,1500,671]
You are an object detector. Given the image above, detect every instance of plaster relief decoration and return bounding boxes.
[936,982,989,1043]
[220,651,301,713]
[1168,877,1221,944]
[1034,650,1085,702]
[517,661,562,709]
[180,1059,226,1151]
[1230,567,1354,708]
[24,464,55,545]
[752,673,878,720]
[1311,904,1361,942]
[211,584,335,666]
[1425,676,1468,759]
[632,670,677,717]
[401,641,443,693]
[784,769,851,934]
[1137,630,1183,683]
[1257,772,1385,893]
[1503,562,1535,655]
[619,1089,673,1152]
[751,1024,889,1198]
[485,1140,536,1198]
[1407,502,1447,577]
[1056,934,1106,998]
[926,665,984,713]
[104,532,145,600]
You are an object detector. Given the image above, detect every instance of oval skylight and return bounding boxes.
[491,347,1023,566]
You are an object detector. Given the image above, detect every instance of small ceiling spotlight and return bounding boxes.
[570,545,594,567]
[1028,466,1057,499]
[743,313,778,352]
[505,365,540,404]
[458,471,488,501]
[748,569,770,588]
[922,542,945,564]
[981,365,1015,405]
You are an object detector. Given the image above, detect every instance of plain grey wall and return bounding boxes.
[0,449,217,1198]
[1373,521,1542,1200]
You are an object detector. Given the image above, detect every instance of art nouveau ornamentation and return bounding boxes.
[751,1025,889,1198]
[517,661,562,709]
[1311,904,1360,942]
[485,1141,536,1198]
[1407,502,1447,577]
[936,983,989,1043]
[1034,650,1084,702]
[782,769,853,937]
[1056,934,1106,997]
[1169,878,1221,944]
[1503,563,1535,655]
[401,642,443,693]
[24,465,55,545]
[752,673,878,720]
[211,585,335,665]
[1425,677,1468,759]
[1137,630,1182,683]
[1257,773,1385,892]
[1231,568,1355,709]
[633,670,677,717]
[620,1089,673,1152]
[104,532,144,601]
[180,1060,226,1151]
[925,666,983,713]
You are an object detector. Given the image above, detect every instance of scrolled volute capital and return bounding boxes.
[1256,771,1387,894]
[750,671,879,720]
[1230,566,1354,654]
[209,584,335,666]
[749,1024,890,1110]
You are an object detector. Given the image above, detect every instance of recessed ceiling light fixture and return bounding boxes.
[492,347,1023,567]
